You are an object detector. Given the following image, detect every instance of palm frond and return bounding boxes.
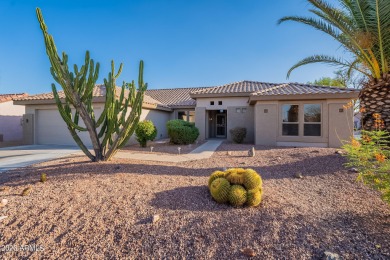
[286,54,371,78]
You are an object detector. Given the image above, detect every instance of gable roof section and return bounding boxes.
[146,87,207,108]
[190,81,278,96]
[251,82,358,96]
[190,80,359,101]
[14,85,171,111]
[0,93,28,103]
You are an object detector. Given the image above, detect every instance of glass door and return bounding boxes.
[216,114,226,138]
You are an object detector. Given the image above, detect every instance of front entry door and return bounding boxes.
[216,114,226,138]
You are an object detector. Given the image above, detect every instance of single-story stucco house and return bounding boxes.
[14,80,359,148]
[0,93,28,143]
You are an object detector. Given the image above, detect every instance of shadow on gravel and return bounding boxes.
[150,186,230,212]
[245,153,348,180]
[0,161,221,187]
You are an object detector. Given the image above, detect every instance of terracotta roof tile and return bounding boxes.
[190,80,359,96]
[0,93,28,103]
[251,82,358,96]
[15,85,169,109]
[190,81,279,95]
[146,87,207,107]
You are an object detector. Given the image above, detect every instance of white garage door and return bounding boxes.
[36,109,101,146]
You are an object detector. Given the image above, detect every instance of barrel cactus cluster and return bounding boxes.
[208,168,263,207]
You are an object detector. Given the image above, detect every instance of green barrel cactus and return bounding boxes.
[228,185,247,206]
[246,188,262,207]
[243,169,263,190]
[225,168,246,185]
[208,168,263,207]
[208,170,227,188]
[210,178,231,203]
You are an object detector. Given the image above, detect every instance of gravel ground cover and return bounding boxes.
[0,142,389,259]
[122,139,205,155]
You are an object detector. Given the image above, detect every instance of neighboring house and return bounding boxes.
[14,86,171,146]
[354,112,361,130]
[14,80,359,148]
[0,93,28,142]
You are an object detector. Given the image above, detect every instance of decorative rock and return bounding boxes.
[0,216,7,222]
[335,150,343,155]
[350,168,359,173]
[240,248,256,257]
[0,199,8,207]
[152,214,160,223]
[227,151,232,156]
[248,147,255,157]
[0,186,9,192]
[323,251,340,260]
[21,187,32,196]
[294,172,303,179]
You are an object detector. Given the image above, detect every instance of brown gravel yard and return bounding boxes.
[0,142,389,259]
[122,139,206,155]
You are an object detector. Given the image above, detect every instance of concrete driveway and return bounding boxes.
[0,145,81,172]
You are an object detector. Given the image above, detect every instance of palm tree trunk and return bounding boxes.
[360,76,390,132]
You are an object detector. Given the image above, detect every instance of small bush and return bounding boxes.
[135,120,157,147]
[166,119,199,144]
[343,113,390,204]
[230,127,247,143]
[40,173,47,183]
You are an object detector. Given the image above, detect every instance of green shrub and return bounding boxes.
[135,120,157,147]
[343,115,390,204]
[166,119,199,144]
[208,168,263,207]
[229,127,247,143]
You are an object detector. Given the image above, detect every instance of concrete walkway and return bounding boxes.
[0,145,80,172]
[115,140,223,162]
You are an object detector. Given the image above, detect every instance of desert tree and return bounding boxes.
[36,8,147,161]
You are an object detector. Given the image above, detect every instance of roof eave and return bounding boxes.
[190,93,252,99]
[248,92,359,105]
[14,98,172,112]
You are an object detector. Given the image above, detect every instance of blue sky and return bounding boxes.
[0,0,344,94]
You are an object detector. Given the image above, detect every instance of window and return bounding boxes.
[236,108,241,113]
[210,101,214,105]
[281,103,322,137]
[242,108,247,113]
[282,104,299,136]
[188,111,195,122]
[218,101,222,105]
[178,111,186,121]
[177,110,195,122]
[304,104,321,136]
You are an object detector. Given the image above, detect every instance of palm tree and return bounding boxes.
[278,0,390,132]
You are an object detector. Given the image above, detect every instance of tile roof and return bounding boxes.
[190,80,359,96]
[146,87,207,107]
[251,82,359,96]
[0,93,28,103]
[15,85,169,109]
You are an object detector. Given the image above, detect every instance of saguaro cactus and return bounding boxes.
[36,8,147,161]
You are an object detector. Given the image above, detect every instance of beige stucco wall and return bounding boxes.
[328,101,354,148]
[254,102,278,146]
[254,99,354,148]
[195,107,206,141]
[227,106,254,143]
[196,97,249,110]
[25,103,171,146]
[0,101,25,141]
